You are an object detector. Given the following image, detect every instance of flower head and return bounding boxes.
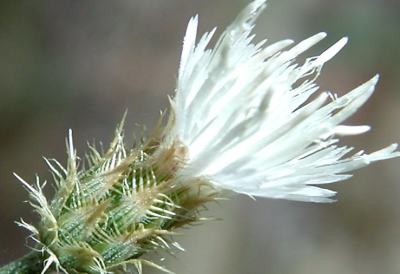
[164,0,400,202]
[14,0,399,274]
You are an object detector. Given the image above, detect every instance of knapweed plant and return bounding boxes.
[1,0,399,273]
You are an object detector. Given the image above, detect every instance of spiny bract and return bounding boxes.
[17,116,220,274]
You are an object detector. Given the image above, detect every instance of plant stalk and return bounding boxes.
[0,252,46,274]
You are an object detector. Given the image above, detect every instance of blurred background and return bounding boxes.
[1,0,400,273]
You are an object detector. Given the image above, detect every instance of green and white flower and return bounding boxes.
[11,0,399,273]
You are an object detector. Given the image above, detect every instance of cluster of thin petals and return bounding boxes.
[166,0,399,202]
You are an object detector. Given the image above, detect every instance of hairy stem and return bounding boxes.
[0,252,46,274]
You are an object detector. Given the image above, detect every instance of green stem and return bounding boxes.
[0,252,45,274]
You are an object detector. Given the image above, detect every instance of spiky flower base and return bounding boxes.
[15,115,220,274]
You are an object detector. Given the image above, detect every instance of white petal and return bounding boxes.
[332,125,371,136]
[313,37,348,66]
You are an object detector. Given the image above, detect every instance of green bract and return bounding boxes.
[17,115,218,274]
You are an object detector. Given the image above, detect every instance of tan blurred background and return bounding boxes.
[1,0,400,273]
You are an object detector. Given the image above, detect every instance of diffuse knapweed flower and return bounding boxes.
[12,0,399,273]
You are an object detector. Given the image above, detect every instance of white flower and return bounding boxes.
[165,0,400,202]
